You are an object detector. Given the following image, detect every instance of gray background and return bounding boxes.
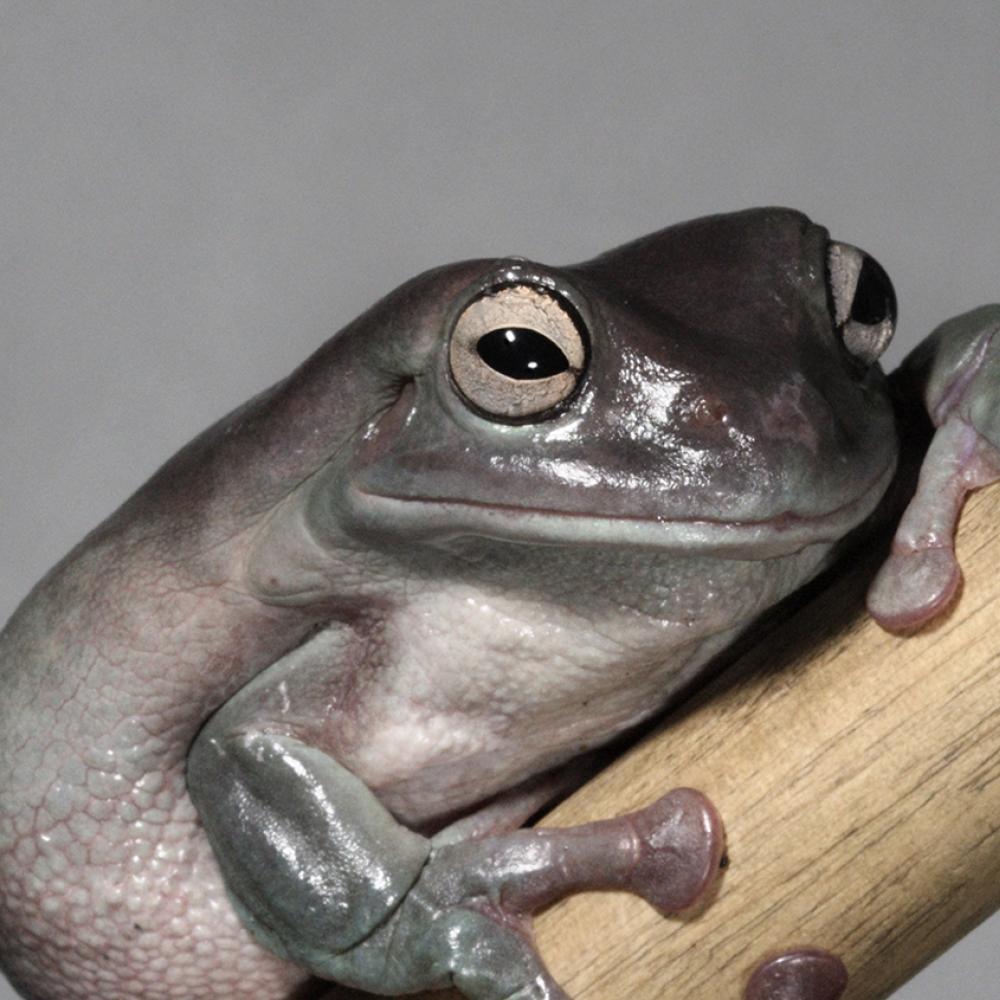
[1,2,997,997]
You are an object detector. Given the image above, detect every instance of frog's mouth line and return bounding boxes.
[344,459,896,560]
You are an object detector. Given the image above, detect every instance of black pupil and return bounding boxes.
[851,255,897,326]
[476,328,570,380]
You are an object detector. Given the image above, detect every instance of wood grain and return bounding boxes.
[413,480,1000,1000]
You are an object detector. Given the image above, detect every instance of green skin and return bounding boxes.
[0,208,997,1000]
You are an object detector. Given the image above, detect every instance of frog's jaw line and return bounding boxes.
[344,460,895,561]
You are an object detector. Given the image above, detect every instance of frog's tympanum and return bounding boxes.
[1,209,997,1000]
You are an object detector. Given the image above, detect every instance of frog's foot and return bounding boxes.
[338,786,725,999]
[868,305,1000,631]
[189,729,724,1000]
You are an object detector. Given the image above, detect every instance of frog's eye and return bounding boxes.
[449,284,587,420]
[827,242,897,365]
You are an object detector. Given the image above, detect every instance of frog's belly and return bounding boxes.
[215,542,832,833]
[276,593,746,828]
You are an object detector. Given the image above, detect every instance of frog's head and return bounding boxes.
[322,208,897,563]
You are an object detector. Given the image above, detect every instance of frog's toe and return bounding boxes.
[867,533,962,630]
[625,786,726,914]
[426,786,725,920]
[744,948,848,1000]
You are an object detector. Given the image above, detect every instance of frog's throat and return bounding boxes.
[344,459,896,560]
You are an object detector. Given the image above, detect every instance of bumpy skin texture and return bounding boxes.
[0,208,994,999]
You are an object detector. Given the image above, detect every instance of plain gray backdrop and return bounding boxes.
[1,3,998,997]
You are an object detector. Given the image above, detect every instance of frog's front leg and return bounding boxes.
[188,728,723,999]
[869,305,1000,630]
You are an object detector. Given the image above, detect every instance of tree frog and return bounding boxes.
[0,208,997,1000]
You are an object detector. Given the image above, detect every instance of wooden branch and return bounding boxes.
[416,482,1000,1000]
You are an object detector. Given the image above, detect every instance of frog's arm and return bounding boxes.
[868,304,1000,628]
[187,702,723,999]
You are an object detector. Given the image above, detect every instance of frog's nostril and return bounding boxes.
[689,394,729,428]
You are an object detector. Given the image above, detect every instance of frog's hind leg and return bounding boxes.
[869,305,1000,630]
